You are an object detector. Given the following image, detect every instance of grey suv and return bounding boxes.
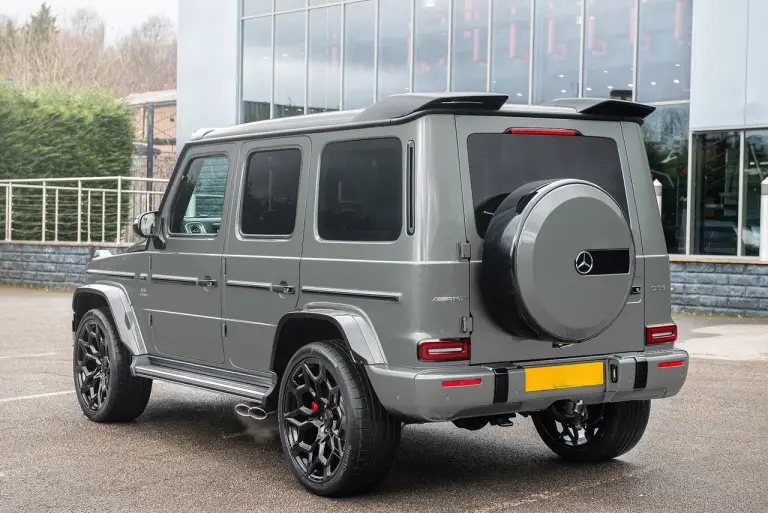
[72,93,688,497]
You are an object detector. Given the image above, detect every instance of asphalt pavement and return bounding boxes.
[1,287,767,513]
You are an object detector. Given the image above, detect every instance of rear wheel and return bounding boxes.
[277,340,401,497]
[73,308,152,423]
[532,400,651,462]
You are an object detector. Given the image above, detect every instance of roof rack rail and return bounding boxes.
[353,93,509,123]
[543,98,656,119]
[189,127,218,141]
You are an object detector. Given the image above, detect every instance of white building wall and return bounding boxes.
[177,0,241,150]
[690,0,768,131]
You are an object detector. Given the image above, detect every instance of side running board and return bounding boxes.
[131,356,273,402]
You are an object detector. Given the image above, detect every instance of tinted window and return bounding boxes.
[169,155,229,235]
[318,138,403,241]
[241,149,302,236]
[466,134,627,238]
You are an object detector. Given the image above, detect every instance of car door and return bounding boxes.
[222,137,308,372]
[145,143,236,364]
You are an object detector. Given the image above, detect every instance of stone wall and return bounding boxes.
[670,260,768,317]
[0,243,125,290]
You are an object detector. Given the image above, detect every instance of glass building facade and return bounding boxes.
[238,0,762,258]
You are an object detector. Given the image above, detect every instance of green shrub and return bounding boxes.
[0,85,134,241]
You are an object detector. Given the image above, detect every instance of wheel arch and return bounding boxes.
[72,284,147,355]
[270,309,386,378]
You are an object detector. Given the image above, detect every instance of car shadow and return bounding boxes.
[131,394,638,506]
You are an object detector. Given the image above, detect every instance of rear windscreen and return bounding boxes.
[466,133,628,238]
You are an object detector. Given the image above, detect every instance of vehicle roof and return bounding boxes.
[193,93,654,144]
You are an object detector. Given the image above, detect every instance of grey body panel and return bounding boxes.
[454,115,647,364]
[75,97,686,421]
[146,142,237,364]
[222,136,309,373]
[366,348,688,421]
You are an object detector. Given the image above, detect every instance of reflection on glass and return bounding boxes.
[274,12,306,118]
[532,0,582,103]
[643,103,689,254]
[242,17,272,122]
[414,0,449,93]
[490,0,531,103]
[309,0,333,5]
[451,0,489,92]
[583,0,634,99]
[275,0,306,11]
[693,132,740,256]
[637,0,692,102]
[309,6,341,113]
[378,0,412,99]
[243,0,272,17]
[743,132,768,256]
[343,1,375,109]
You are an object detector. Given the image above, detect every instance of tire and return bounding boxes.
[277,340,401,497]
[73,308,152,423]
[532,400,651,462]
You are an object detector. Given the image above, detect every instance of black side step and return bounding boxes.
[131,356,274,402]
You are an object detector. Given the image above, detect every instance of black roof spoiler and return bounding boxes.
[353,93,509,123]
[543,98,656,119]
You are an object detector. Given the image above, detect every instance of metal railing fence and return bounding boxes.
[0,177,169,245]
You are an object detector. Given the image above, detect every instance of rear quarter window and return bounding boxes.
[467,133,628,238]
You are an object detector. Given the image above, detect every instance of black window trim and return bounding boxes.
[315,135,405,244]
[235,143,304,241]
[166,152,231,240]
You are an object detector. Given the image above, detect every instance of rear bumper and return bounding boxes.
[365,349,688,422]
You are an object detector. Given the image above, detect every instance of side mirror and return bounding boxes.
[133,211,160,239]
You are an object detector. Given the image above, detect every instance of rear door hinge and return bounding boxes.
[223,322,228,338]
[222,256,227,275]
[460,315,474,334]
[458,242,471,260]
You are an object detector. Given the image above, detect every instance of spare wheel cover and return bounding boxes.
[511,179,634,342]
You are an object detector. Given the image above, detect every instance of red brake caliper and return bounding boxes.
[311,401,319,412]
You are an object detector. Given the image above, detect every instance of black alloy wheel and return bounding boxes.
[282,358,347,483]
[277,340,401,497]
[74,317,111,412]
[72,308,153,423]
[532,400,651,462]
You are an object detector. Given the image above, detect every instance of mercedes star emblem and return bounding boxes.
[575,251,594,275]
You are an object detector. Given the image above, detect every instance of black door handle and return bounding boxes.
[197,277,218,287]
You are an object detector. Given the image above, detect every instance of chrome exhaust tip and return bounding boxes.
[235,403,268,421]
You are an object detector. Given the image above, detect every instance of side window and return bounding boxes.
[318,138,403,242]
[240,148,302,236]
[169,154,229,235]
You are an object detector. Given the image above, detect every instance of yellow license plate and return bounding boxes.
[524,362,605,393]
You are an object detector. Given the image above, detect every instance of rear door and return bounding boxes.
[455,115,646,364]
[222,137,308,373]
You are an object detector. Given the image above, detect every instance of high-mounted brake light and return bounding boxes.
[442,378,482,388]
[417,338,471,362]
[646,323,678,344]
[504,128,579,136]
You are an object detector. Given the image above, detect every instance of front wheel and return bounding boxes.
[532,400,651,462]
[73,308,152,423]
[277,340,401,497]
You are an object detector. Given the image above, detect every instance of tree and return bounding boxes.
[25,3,57,43]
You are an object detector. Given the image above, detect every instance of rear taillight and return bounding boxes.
[504,128,579,136]
[417,338,471,362]
[646,323,678,345]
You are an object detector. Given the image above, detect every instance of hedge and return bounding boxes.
[0,86,134,241]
